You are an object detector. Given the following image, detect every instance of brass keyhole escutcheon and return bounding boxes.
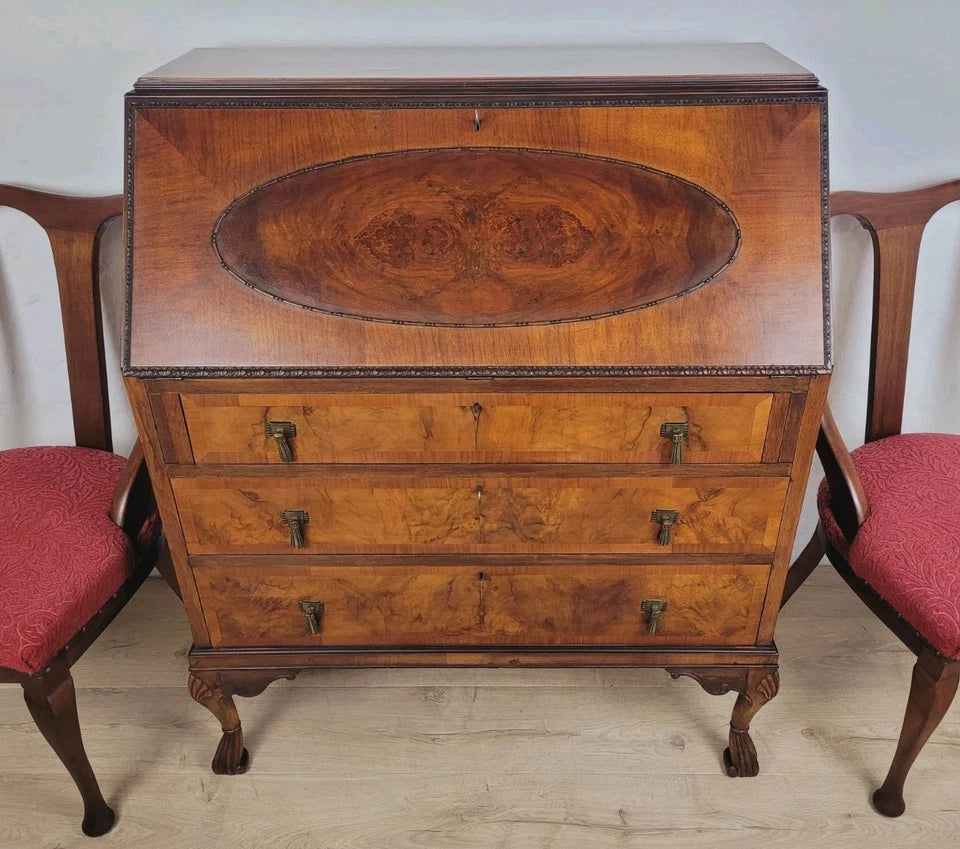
[651,509,679,546]
[299,600,324,634]
[660,422,690,465]
[281,510,309,548]
[470,401,483,448]
[641,598,668,635]
[267,420,297,463]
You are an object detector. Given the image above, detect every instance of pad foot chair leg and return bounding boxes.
[23,673,116,837]
[873,653,959,817]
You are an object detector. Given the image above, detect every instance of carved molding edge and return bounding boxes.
[122,91,830,376]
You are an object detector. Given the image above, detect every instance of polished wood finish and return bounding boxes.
[194,563,768,648]
[136,44,818,93]
[832,180,960,443]
[180,391,773,465]
[214,148,739,326]
[0,185,121,452]
[173,472,787,555]
[0,186,167,837]
[21,671,115,836]
[125,100,826,375]
[783,179,960,815]
[124,47,829,780]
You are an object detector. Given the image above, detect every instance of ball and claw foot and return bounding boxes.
[81,802,116,837]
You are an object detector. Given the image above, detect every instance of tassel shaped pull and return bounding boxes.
[266,421,297,463]
[651,509,679,546]
[660,422,690,465]
[641,598,668,635]
[281,510,309,548]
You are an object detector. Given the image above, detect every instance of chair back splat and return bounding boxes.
[0,185,123,452]
[831,180,960,443]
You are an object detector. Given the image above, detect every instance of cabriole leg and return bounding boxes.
[22,672,116,837]
[873,654,959,817]
[723,668,780,777]
[188,672,248,775]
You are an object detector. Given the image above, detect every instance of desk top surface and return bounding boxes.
[135,44,817,93]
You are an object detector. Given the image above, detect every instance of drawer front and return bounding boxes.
[180,392,773,465]
[173,473,787,555]
[194,564,770,648]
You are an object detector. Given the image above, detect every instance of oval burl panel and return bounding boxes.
[213,148,740,326]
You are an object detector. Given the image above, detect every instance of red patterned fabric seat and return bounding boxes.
[0,446,151,674]
[818,433,960,660]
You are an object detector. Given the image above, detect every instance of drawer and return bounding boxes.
[173,472,788,555]
[193,563,770,648]
[180,392,773,465]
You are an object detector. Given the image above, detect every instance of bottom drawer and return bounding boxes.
[194,564,770,648]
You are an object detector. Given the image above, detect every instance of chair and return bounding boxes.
[0,186,174,836]
[781,178,960,817]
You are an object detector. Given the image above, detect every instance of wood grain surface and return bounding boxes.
[179,391,773,465]
[192,563,768,648]
[171,473,788,555]
[213,148,739,326]
[126,101,826,373]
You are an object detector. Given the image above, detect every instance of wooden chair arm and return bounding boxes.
[110,440,155,545]
[0,184,122,234]
[816,403,871,543]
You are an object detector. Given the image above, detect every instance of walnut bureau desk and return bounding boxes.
[123,44,830,778]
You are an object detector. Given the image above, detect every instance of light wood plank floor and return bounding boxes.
[1,568,958,848]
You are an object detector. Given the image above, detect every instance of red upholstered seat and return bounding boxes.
[0,446,151,674]
[818,433,960,659]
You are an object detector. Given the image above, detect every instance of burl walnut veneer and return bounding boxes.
[123,44,830,778]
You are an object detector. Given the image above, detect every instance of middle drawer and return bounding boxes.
[172,472,788,555]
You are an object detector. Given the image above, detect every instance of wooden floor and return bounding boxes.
[1,568,958,848]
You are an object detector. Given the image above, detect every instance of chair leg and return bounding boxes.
[873,653,960,817]
[779,528,825,608]
[22,672,116,837]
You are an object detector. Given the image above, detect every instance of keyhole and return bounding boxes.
[471,401,483,449]
[474,109,482,132]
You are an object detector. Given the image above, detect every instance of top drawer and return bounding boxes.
[180,392,773,465]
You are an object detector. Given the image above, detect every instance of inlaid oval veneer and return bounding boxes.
[213,148,740,326]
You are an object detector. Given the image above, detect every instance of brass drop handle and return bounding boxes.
[281,510,309,548]
[299,600,324,634]
[651,509,679,546]
[641,598,668,635]
[660,422,690,465]
[266,421,297,463]
[471,401,483,421]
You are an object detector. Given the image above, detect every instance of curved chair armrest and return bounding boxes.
[816,403,871,543]
[110,440,154,544]
[0,184,122,234]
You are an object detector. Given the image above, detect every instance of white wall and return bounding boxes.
[2,0,959,552]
